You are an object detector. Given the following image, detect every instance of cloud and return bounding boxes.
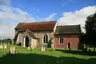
[44,13,57,21]
[0,4,36,39]
[0,5,36,22]
[58,6,96,32]
[0,21,16,39]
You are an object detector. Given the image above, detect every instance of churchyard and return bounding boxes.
[0,43,96,64]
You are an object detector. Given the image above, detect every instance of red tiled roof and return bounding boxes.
[16,21,56,31]
[26,30,37,39]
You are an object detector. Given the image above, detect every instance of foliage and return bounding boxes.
[85,12,96,45]
[0,39,12,44]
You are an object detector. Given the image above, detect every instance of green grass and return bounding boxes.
[0,44,96,64]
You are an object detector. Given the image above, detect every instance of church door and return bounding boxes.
[25,36,29,47]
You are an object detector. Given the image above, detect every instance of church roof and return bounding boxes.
[26,30,37,39]
[55,25,82,35]
[15,21,56,32]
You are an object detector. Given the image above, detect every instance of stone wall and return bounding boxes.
[15,30,54,48]
[33,31,54,48]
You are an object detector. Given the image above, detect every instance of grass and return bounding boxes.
[0,44,96,64]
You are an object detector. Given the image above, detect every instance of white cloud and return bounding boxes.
[0,21,16,39]
[0,5,36,22]
[0,4,36,39]
[44,13,57,21]
[58,6,96,32]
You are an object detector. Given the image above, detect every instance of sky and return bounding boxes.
[0,0,96,39]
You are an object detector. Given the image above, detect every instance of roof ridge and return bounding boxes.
[21,21,56,24]
[57,24,80,27]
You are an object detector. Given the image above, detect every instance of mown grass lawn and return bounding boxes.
[0,44,96,64]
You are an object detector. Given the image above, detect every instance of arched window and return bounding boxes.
[44,34,48,43]
[60,37,64,43]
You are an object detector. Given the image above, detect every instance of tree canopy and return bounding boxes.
[0,39,12,44]
[85,12,96,45]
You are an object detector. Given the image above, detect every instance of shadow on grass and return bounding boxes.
[56,49,96,56]
[0,53,96,64]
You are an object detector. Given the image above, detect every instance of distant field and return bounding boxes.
[0,44,96,64]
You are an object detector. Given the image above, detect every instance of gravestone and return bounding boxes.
[3,43,7,49]
[41,43,47,51]
[12,46,15,54]
[9,46,13,54]
[0,43,3,50]
[28,47,30,50]
[9,46,16,54]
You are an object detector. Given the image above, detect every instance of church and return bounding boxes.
[14,21,82,49]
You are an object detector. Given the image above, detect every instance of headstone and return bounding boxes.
[28,47,30,50]
[9,46,16,54]
[0,44,2,50]
[12,46,15,54]
[41,43,47,51]
[3,43,7,49]
[9,46,13,54]
[0,43,3,50]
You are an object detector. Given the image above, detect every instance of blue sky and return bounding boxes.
[0,0,96,39]
[11,0,96,20]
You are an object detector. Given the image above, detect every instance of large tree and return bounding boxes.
[85,12,96,46]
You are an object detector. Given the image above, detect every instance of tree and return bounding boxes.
[85,12,96,51]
